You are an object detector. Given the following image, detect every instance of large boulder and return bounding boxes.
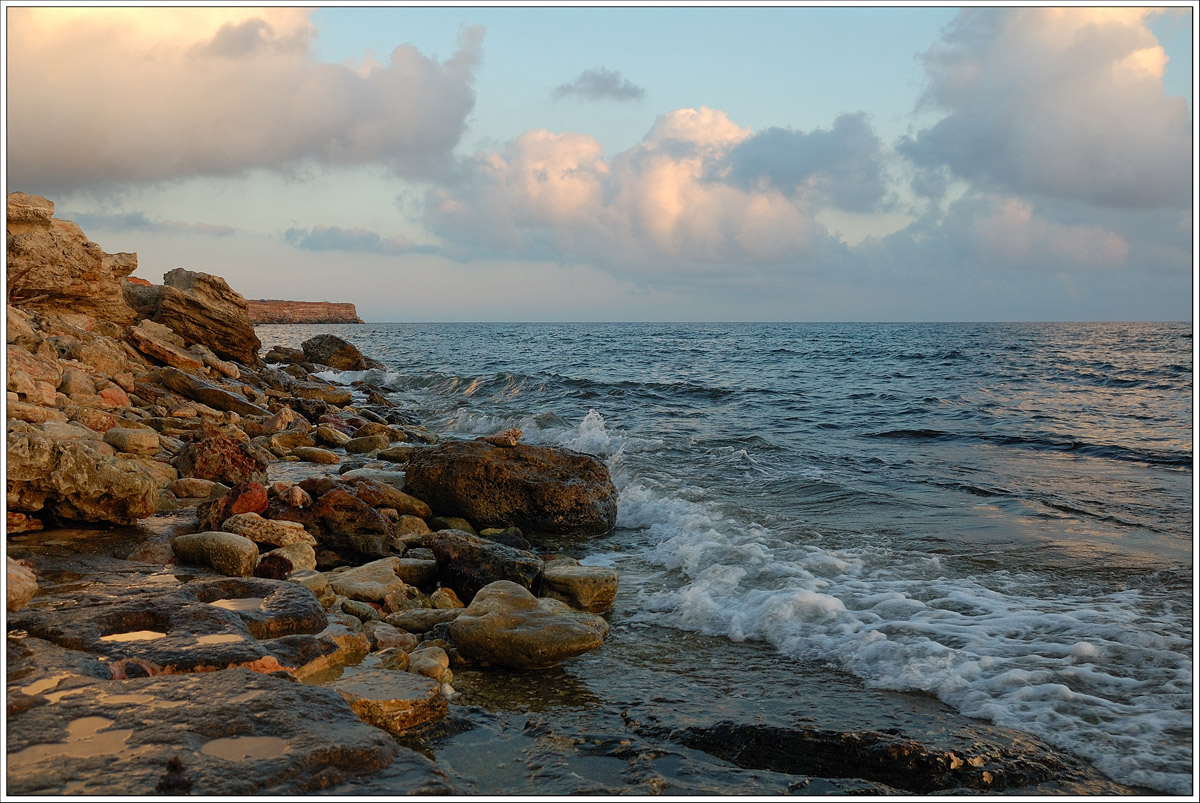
[430,530,543,603]
[448,580,610,669]
[149,268,261,365]
[301,334,372,371]
[403,441,617,536]
[174,427,269,486]
[6,192,138,325]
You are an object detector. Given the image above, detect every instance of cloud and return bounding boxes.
[283,225,439,256]
[714,113,891,213]
[5,8,483,193]
[425,106,877,275]
[552,67,645,102]
[898,7,1191,208]
[66,210,235,237]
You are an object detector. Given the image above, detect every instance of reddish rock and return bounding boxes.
[404,440,618,537]
[151,268,262,365]
[174,427,269,487]
[247,300,364,325]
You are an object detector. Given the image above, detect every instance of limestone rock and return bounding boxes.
[174,427,269,486]
[540,557,619,613]
[350,479,431,518]
[150,268,261,365]
[404,440,617,537]
[431,530,543,603]
[291,446,340,464]
[262,542,317,573]
[292,381,353,406]
[167,477,225,499]
[155,366,270,417]
[327,558,408,603]
[362,621,419,652]
[172,531,259,577]
[248,300,364,325]
[6,192,138,325]
[430,587,465,610]
[344,433,390,454]
[449,580,610,669]
[314,425,352,447]
[7,557,38,610]
[222,512,317,548]
[102,425,161,455]
[407,645,452,685]
[383,608,463,634]
[127,322,205,371]
[329,669,447,737]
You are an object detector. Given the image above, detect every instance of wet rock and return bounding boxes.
[269,428,314,453]
[329,669,448,737]
[405,440,618,537]
[301,333,371,371]
[307,487,396,559]
[384,608,463,635]
[222,512,317,548]
[7,556,38,610]
[327,558,409,603]
[291,446,340,464]
[362,621,419,652]
[430,587,465,610]
[541,557,619,613]
[172,532,259,577]
[429,515,476,535]
[174,426,269,486]
[345,433,391,454]
[292,381,353,406]
[254,553,294,580]
[480,526,532,551]
[4,662,421,795]
[378,444,420,463]
[431,530,544,603]
[7,510,45,534]
[383,583,430,613]
[478,427,522,447]
[408,645,453,685]
[449,580,610,669]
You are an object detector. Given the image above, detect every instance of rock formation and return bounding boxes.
[247,300,364,325]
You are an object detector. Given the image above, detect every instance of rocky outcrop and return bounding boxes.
[143,268,262,365]
[301,333,381,371]
[6,192,139,325]
[404,440,619,537]
[247,300,364,325]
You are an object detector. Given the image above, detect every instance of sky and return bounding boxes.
[3,3,1195,322]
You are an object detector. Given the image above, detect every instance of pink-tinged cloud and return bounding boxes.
[6,8,482,193]
[899,7,1191,208]
[425,107,867,273]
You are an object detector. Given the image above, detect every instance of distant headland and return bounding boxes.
[246,299,364,325]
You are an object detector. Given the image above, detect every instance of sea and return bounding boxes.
[257,321,1194,795]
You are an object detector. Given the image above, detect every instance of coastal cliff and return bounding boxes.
[247,300,364,325]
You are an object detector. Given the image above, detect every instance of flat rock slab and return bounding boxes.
[6,641,456,796]
[329,668,448,736]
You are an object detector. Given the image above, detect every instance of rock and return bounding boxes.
[263,542,317,573]
[479,526,532,551]
[429,515,476,535]
[291,446,340,464]
[57,365,95,395]
[7,557,38,610]
[314,425,352,447]
[327,558,408,603]
[449,581,610,669]
[345,433,391,454]
[341,597,382,623]
[248,300,365,325]
[393,557,438,589]
[407,645,452,685]
[155,366,270,417]
[126,322,205,371]
[350,479,431,518]
[329,669,448,737]
[404,441,618,537]
[262,405,300,433]
[430,587,465,610]
[167,477,223,499]
[377,444,420,463]
[150,268,262,365]
[278,484,313,508]
[430,530,544,603]
[294,620,371,680]
[301,333,370,371]
[395,515,432,538]
[188,343,240,378]
[222,512,317,548]
[254,553,295,580]
[102,425,161,455]
[309,488,395,559]
[478,427,523,447]
[383,608,463,634]
[338,468,409,490]
[7,400,68,424]
[269,428,314,452]
[6,192,138,325]
[292,381,353,406]
[7,510,44,534]
[362,621,419,652]
[540,557,619,613]
[383,584,430,613]
[171,531,259,577]
[263,345,309,365]
[174,427,269,486]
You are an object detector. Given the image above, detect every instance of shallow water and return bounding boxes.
[259,321,1193,794]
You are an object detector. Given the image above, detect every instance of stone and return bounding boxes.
[155,366,270,417]
[174,427,269,486]
[278,484,313,508]
[262,542,317,573]
[150,268,262,365]
[540,558,619,613]
[449,581,610,669]
[222,512,317,548]
[327,558,408,603]
[429,515,477,535]
[171,531,259,577]
[301,333,371,371]
[479,526,532,550]
[7,400,68,424]
[431,530,544,603]
[407,645,452,684]
[7,556,38,610]
[6,192,138,325]
[167,477,222,499]
[404,440,618,537]
[350,479,431,518]
[328,669,448,737]
[308,488,396,559]
[57,365,95,395]
[430,587,465,610]
[289,569,331,601]
[395,515,432,538]
[313,425,352,447]
[383,608,463,634]
[345,433,391,454]
[263,405,300,433]
[7,510,44,534]
[393,557,438,589]
[263,345,309,365]
[362,621,419,652]
[383,584,430,613]
[478,427,523,447]
[341,597,382,622]
[291,446,340,464]
[269,428,314,452]
[102,425,161,455]
[377,444,419,463]
[292,381,354,406]
[189,343,240,378]
[127,322,205,371]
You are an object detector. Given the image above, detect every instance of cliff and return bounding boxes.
[247,300,364,325]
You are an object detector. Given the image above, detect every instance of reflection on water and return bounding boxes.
[99,630,166,643]
[7,717,133,766]
[200,735,290,761]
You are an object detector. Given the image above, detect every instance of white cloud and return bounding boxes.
[6,8,482,193]
[898,7,1191,208]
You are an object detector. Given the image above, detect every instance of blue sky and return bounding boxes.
[5,4,1195,321]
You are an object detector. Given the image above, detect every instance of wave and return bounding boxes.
[866,429,1191,468]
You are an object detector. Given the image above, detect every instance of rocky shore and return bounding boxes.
[6,192,1142,795]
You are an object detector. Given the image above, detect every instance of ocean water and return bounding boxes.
[258,321,1193,794]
